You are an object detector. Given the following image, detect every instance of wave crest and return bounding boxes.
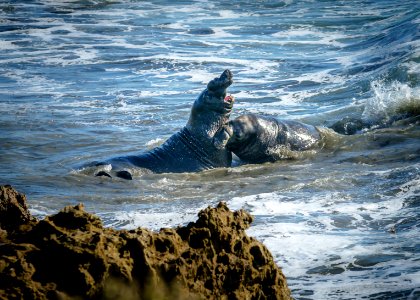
[362,80,420,124]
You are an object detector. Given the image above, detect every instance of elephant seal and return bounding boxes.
[94,69,234,179]
[213,114,321,164]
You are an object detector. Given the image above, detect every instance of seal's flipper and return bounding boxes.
[115,170,132,180]
[96,171,112,178]
[213,124,233,150]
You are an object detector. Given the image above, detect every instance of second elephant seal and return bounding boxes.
[214,114,322,164]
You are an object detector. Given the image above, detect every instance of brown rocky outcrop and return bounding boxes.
[0,185,34,232]
[0,185,291,299]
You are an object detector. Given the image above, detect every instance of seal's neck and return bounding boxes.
[186,90,231,140]
[186,110,230,140]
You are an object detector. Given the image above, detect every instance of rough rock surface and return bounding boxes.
[0,185,291,300]
[0,185,34,232]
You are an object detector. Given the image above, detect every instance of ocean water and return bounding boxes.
[1,1,419,299]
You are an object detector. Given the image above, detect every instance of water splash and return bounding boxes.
[362,80,420,125]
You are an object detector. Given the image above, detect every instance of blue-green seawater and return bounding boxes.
[0,1,419,299]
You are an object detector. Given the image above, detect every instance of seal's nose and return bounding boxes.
[220,69,233,88]
[222,69,232,80]
[207,69,233,93]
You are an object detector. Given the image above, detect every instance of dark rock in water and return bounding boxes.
[95,170,112,178]
[187,28,215,35]
[330,116,369,135]
[95,170,133,180]
[0,185,291,300]
[115,170,132,180]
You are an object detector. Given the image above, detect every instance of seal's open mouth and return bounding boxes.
[204,69,234,112]
[223,95,235,108]
[224,95,235,104]
[223,94,235,110]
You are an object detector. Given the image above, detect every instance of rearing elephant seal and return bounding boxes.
[95,69,235,179]
[213,114,321,164]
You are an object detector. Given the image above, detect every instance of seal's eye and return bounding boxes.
[235,132,244,141]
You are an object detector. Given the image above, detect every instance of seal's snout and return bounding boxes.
[221,69,233,80]
[208,69,233,92]
[221,69,233,86]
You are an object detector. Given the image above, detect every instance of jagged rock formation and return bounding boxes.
[0,185,291,300]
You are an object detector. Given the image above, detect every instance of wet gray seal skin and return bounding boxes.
[96,69,234,179]
[330,116,371,135]
[213,114,321,164]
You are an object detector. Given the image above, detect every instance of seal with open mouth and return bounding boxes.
[94,70,234,179]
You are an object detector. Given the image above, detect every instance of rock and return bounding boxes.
[0,185,291,299]
[0,185,34,232]
[187,28,215,35]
